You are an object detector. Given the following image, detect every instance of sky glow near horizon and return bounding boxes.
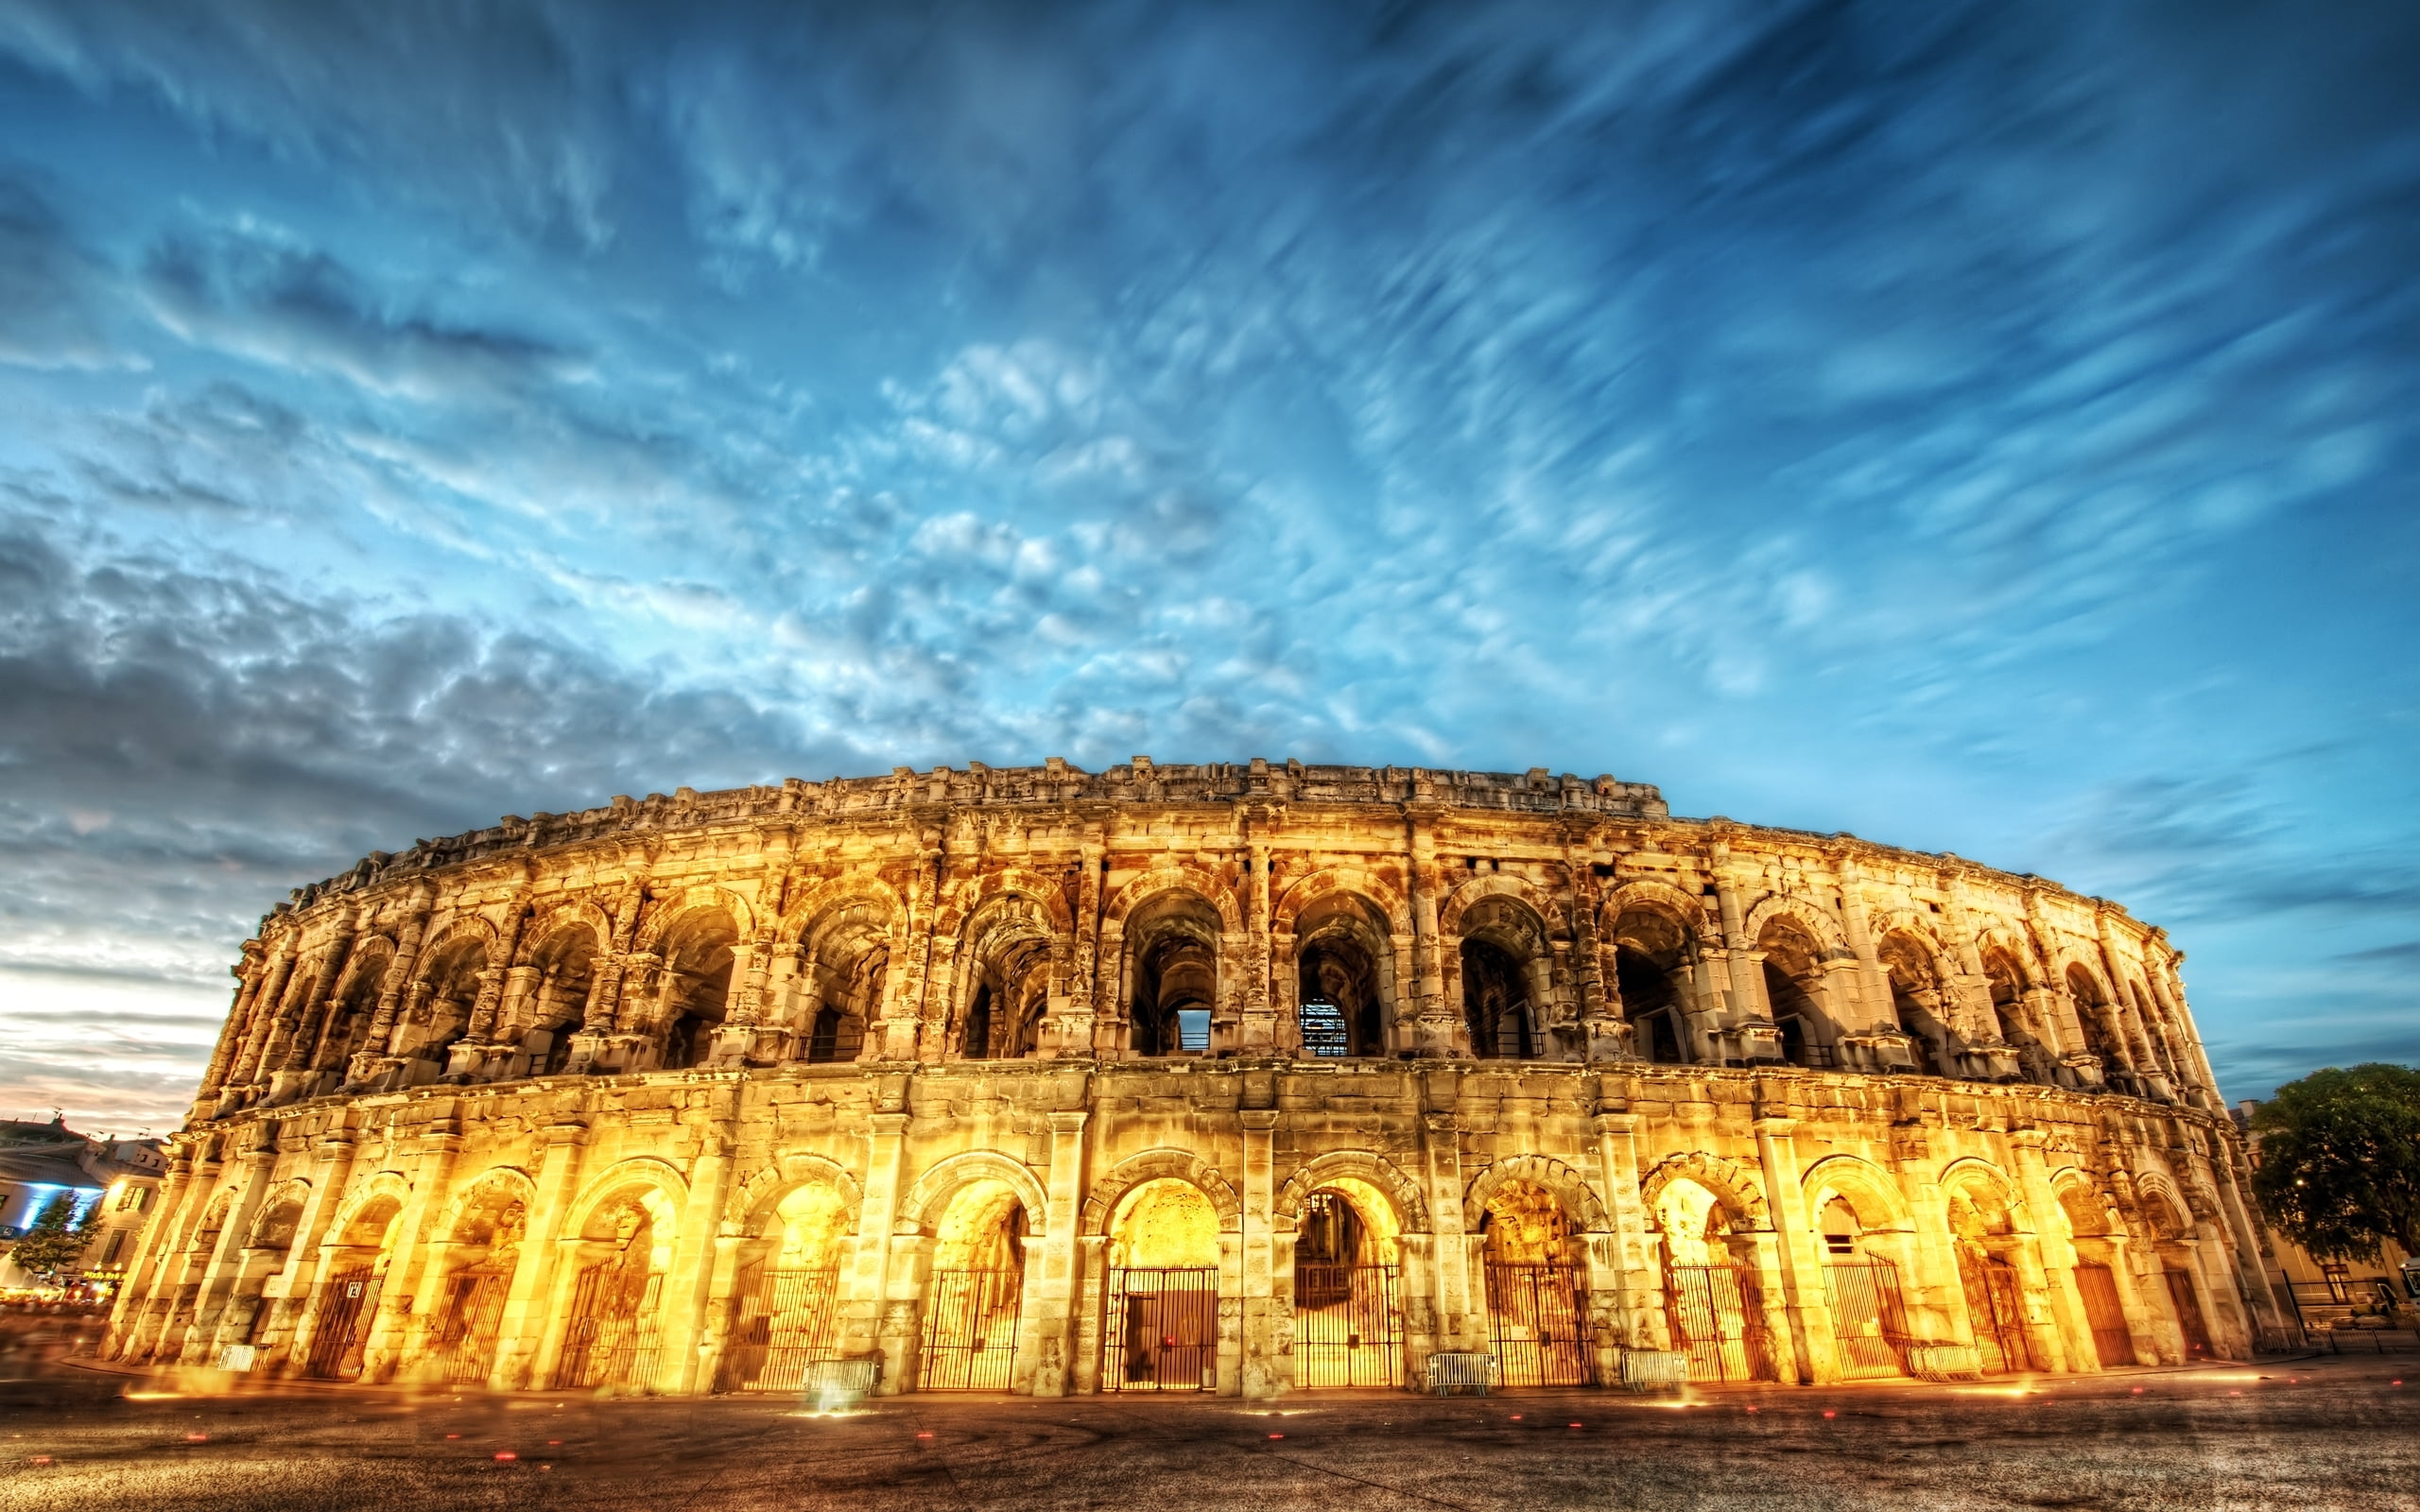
[0,1,2414,1133]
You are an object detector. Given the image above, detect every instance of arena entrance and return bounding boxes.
[1103,1177,1221,1392]
[552,1191,670,1391]
[1665,1265,1778,1383]
[1959,1253,2037,1374]
[1478,1178,1592,1387]
[723,1264,843,1392]
[1290,1187,1405,1388]
[2072,1263,2137,1367]
[723,1180,852,1393]
[1824,1260,1914,1380]
[2164,1268,2213,1359]
[302,1271,380,1380]
[428,1266,511,1384]
[919,1180,1028,1391]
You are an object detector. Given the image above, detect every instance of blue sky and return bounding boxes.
[0,1,2414,1132]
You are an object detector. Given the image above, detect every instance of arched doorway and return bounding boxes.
[1815,1195,1913,1380]
[1126,894,1222,1057]
[723,1182,851,1393]
[302,1195,403,1380]
[1290,1180,1405,1387]
[427,1181,527,1385]
[1654,1177,1777,1383]
[1478,1179,1591,1386]
[652,912,737,1071]
[1947,1181,2038,1374]
[2059,1182,2139,1368]
[1105,1178,1219,1392]
[553,1188,674,1391]
[919,1180,1027,1391]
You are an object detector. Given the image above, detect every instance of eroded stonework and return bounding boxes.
[106,760,2285,1395]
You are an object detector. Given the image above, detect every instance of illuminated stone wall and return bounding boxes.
[106,759,2285,1395]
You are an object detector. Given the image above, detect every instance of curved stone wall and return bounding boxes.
[107,759,2285,1394]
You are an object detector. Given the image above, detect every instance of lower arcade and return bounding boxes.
[103,1059,2272,1399]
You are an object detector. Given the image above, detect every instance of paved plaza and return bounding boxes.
[2,1320,2413,1512]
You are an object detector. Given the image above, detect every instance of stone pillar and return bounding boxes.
[181,1131,281,1365]
[1027,1106,1091,1395]
[1238,1108,1280,1399]
[1751,1110,1840,1383]
[1406,810,1458,1056]
[358,1113,464,1381]
[852,1109,913,1391]
[661,1087,739,1393]
[195,942,268,1103]
[105,1151,194,1360]
[493,1111,589,1390]
[125,1147,220,1362]
[1056,840,1104,1057]
[2006,1129,2088,1372]
[1590,1102,1662,1348]
[1417,1090,1474,1350]
[1240,842,1276,1052]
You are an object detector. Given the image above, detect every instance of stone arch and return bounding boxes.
[1102,868,1243,933]
[734,1151,866,1232]
[245,1177,312,1248]
[777,873,907,947]
[940,868,1076,936]
[1437,873,1564,941]
[1283,883,1403,1057]
[564,1157,690,1241]
[1270,868,1411,937]
[1742,893,1849,955]
[416,913,500,971]
[636,885,754,954]
[1973,929,2045,990]
[2131,1173,2192,1242]
[949,885,1063,1060]
[437,1166,538,1243]
[1940,1159,2032,1235]
[2049,1169,2118,1239]
[1272,1151,1431,1234]
[1461,1154,1609,1233]
[1599,878,1713,940]
[325,1172,413,1247]
[901,1151,1050,1237]
[516,899,611,964]
[1801,1155,1915,1233]
[1637,1152,1772,1232]
[1080,1149,1242,1236]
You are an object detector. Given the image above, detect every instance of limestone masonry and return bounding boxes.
[107,759,2285,1396]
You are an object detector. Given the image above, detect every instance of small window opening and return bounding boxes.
[1299,1000,1349,1058]
[1175,1007,1212,1053]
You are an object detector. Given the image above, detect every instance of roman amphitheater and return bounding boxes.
[106,760,2286,1398]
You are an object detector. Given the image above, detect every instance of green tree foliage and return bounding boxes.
[9,1192,102,1282]
[2250,1063,2420,1263]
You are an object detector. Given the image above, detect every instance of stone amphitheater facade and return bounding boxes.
[107,760,2285,1397]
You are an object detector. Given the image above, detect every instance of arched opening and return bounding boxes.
[1293,894,1393,1057]
[1290,1178,1405,1388]
[523,925,598,1079]
[724,1181,852,1393]
[2059,1183,2138,1368]
[1654,1176,1777,1383]
[1105,1178,1219,1392]
[400,936,487,1086]
[653,912,737,1072]
[1756,920,1835,1069]
[1478,1178,1591,1385]
[794,900,890,1064]
[958,895,1054,1061]
[919,1179,1028,1391]
[303,1195,403,1380]
[1982,952,2054,1084]
[1946,1178,2038,1375]
[226,1194,303,1355]
[2141,1194,2215,1362]
[961,986,994,1060]
[2066,967,2133,1091]
[1613,912,1693,1065]
[314,942,391,1092]
[1126,894,1221,1057]
[1458,897,1550,1059]
[553,1186,675,1391]
[1814,1186,1915,1381]
[1876,933,1955,1075]
[427,1181,527,1385]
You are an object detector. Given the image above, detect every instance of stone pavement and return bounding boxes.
[2,1338,2413,1512]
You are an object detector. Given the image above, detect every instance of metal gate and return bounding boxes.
[1293,1263,1404,1387]
[1824,1260,1913,1380]
[552,1261,665,1390]
[1959,1254,2037,1374]
[1665,1264,1777,1383]
[2164,1268,2212,1359]
[920,1267,1023,1391]
[1106,1266,1218,1392]
[1484,1262,1592,1387]
[2072,1263,2136,1367]
[302,1273,379,1380]
[428,1268,510,1385]
[723,1264,844,1392]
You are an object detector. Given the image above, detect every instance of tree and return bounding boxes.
[9,1191,103,1283]
[2250,1062,2420,1263]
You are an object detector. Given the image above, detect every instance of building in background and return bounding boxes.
[0,1116,168,1296]
[2236,1100,2420,1342]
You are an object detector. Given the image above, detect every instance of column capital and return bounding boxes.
[1238,1108,1280,1133]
